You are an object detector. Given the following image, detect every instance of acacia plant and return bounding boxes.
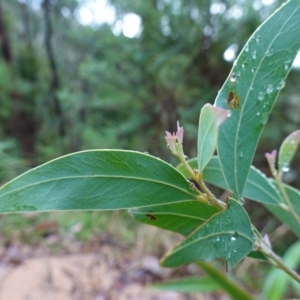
[1,0,300,298]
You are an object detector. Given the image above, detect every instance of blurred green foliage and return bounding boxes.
[1,0,298,172]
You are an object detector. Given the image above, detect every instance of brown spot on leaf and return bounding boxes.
[145,214,157,221]
[227,91,240,109]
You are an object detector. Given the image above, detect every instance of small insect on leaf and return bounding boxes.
[145,213,157,220]
[227,91,240,109]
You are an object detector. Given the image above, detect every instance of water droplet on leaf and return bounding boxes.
[276,80,285,90]
[282,163,290,172]
[252,50,256,59]
[230,73,237,83]
[284,63,290,71]
[230,231,238,241]
[260,112,269,125]
[258,92,265,101]
[266,47,274,57]
[256,35,260,43]
[266,84,273,94]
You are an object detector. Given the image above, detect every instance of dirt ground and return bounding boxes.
[0,242,222,300]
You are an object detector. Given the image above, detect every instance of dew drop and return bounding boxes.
[266,84,273,94]
[230,72,237,83]
[227,110,232,117]
[256,35,260,43]
[252,50,257,59]
[144,152,149,155]
[166,145,170,149]
[216,236,220,242]
[240,197,245,205]
[258,92,265,101]
[207,199,213,206]
[266,47,274,57]
[239,152,243,158]
[260,112,269,125]
[284,63,290,71]
[276,80,285,90]
[251,67,256,74]
[256,112,260,116]
[245,44,249,52]
[282,164,290,172]
[231,231,238,241]
[184,155,189,161]
[242,61,247,68]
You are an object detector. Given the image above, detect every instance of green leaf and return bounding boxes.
[177,157,300,238]
[198,103,228,173]
[278,130,300,173]
[150,276,219,292]
[214,0,300,199]
[160,198,254,270]
[265,183,300,238]
[131,201,219,236]
[0,150,199,213]
[262,241,300,300]
[198,262,255,300]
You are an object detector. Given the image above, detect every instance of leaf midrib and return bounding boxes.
[0,175,197,199]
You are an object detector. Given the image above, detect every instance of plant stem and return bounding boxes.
[176,153,224,211]
[198,173,225,210]
[258,235,300,284]
[274,176,300,224]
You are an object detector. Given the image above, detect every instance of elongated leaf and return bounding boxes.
[161,198,254,270]
[262,241,300,300]
[278,130,300,173]
[131,188,266,261]
[0,150,199,213]
[131,201,219,236]
[265,183,300,238]
[177,157,300,237]
[198,104,228,173]
[198,262,255,300]
[215,0,300,199]
[150,276,219,292]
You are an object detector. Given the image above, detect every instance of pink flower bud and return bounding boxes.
[165,131,177,154]
[265,149,277,165]
[176,121,184,144]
